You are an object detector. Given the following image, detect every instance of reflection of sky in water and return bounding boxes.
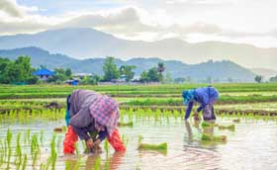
[1,117,277,170]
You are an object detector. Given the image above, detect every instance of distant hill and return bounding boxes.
[251,68,277,80]
[0,47,77,69]
[0,47,255,82]
[0,28,276,70]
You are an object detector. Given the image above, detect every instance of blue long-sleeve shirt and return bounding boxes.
[184,87,219,120]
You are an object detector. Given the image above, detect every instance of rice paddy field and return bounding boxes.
[0,83,277,170]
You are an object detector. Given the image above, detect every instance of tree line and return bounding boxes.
[1,55,276,85]
[0,56,166,84]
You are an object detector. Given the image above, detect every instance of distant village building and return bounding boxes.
[32,69,54,81]
[73,73,94,79]
[65,79,79,86]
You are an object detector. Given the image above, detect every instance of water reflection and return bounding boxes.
[183,121,221,170]
[85,154,100,170]
[108,152,125,170]
[63,152,125,170]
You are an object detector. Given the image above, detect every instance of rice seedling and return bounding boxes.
[138,135,143,144]
[138,143,168,152]
[21,154,27,170]
[233,119,241,123]
[218,124,235,131]
[201,121,217,128]
[15,133,22,167]
[74,142,80,156]
[94,157,101,170]
[24,129,30,145]
[40,130,44,146]
[118,121,133,127]
[31,134,40,167]
[201,134,227,143]
[50,134,57,170]
[6,129,12,170]
[121,134,129,147]
[104,138,109,154]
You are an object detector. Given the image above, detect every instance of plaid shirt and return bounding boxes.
[89,95,119,136]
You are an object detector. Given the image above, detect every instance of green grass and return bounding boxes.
[1,83,277,99]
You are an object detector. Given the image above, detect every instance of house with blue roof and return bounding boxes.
[32,69,54,81]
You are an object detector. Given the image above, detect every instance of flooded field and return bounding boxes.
[1,113,277,170]
[1,84,277,170]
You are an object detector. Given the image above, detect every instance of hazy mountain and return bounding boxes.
[0,47,78,69]
[0,47,255,82]
[0,28,276,70]
[251,68,277,80]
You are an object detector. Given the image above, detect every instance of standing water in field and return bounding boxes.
[0,113,277,170]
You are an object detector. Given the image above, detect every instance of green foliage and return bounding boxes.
[139,71,149,82]
[0,56,37,84]
[103,56,120,81]
[47,68,72,83]
[81,74,100,85]
[255,75,263,83]
[65,68,72,77]
[140,67,162,82]
[119,65,136,82]
[157,62,165,74]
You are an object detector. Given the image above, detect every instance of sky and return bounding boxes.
[0,0,277,63]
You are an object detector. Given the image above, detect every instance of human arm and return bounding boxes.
[69,107,93,141]
[185,101,194,120]
[98,128,108,142]
[196,104,206,112]
[86,128,108,149]
[65,110,70,127]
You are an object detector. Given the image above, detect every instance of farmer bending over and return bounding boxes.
[63,89,126,154]
[182,86,219,121]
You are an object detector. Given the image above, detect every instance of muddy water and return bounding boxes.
[1,117,277,170]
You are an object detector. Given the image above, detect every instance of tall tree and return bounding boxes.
[140,67,160,82]
[140,71,149,82]
[269,75,277,82]
[65,68,72,77]
[119,65,136,82]
[103,57,120,81]
[255,75,263,83]
[0,56,37,84]
[157,62,165,75]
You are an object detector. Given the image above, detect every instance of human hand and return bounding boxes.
[86,138,94,149]
[193,112,201,121]
[94,139,101,146]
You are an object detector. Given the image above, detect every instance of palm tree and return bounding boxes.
[157,62,165,75]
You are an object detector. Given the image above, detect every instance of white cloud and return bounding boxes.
[0,0,24,17]
[0,0,276,48]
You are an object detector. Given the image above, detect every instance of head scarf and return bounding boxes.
[89,95,119,136]
[182,89,196,105]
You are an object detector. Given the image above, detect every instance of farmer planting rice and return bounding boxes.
[63,89,126,154]
[182,86,219,121]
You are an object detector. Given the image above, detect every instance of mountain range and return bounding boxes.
[0,47,256,82]
[0,28,276,70]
